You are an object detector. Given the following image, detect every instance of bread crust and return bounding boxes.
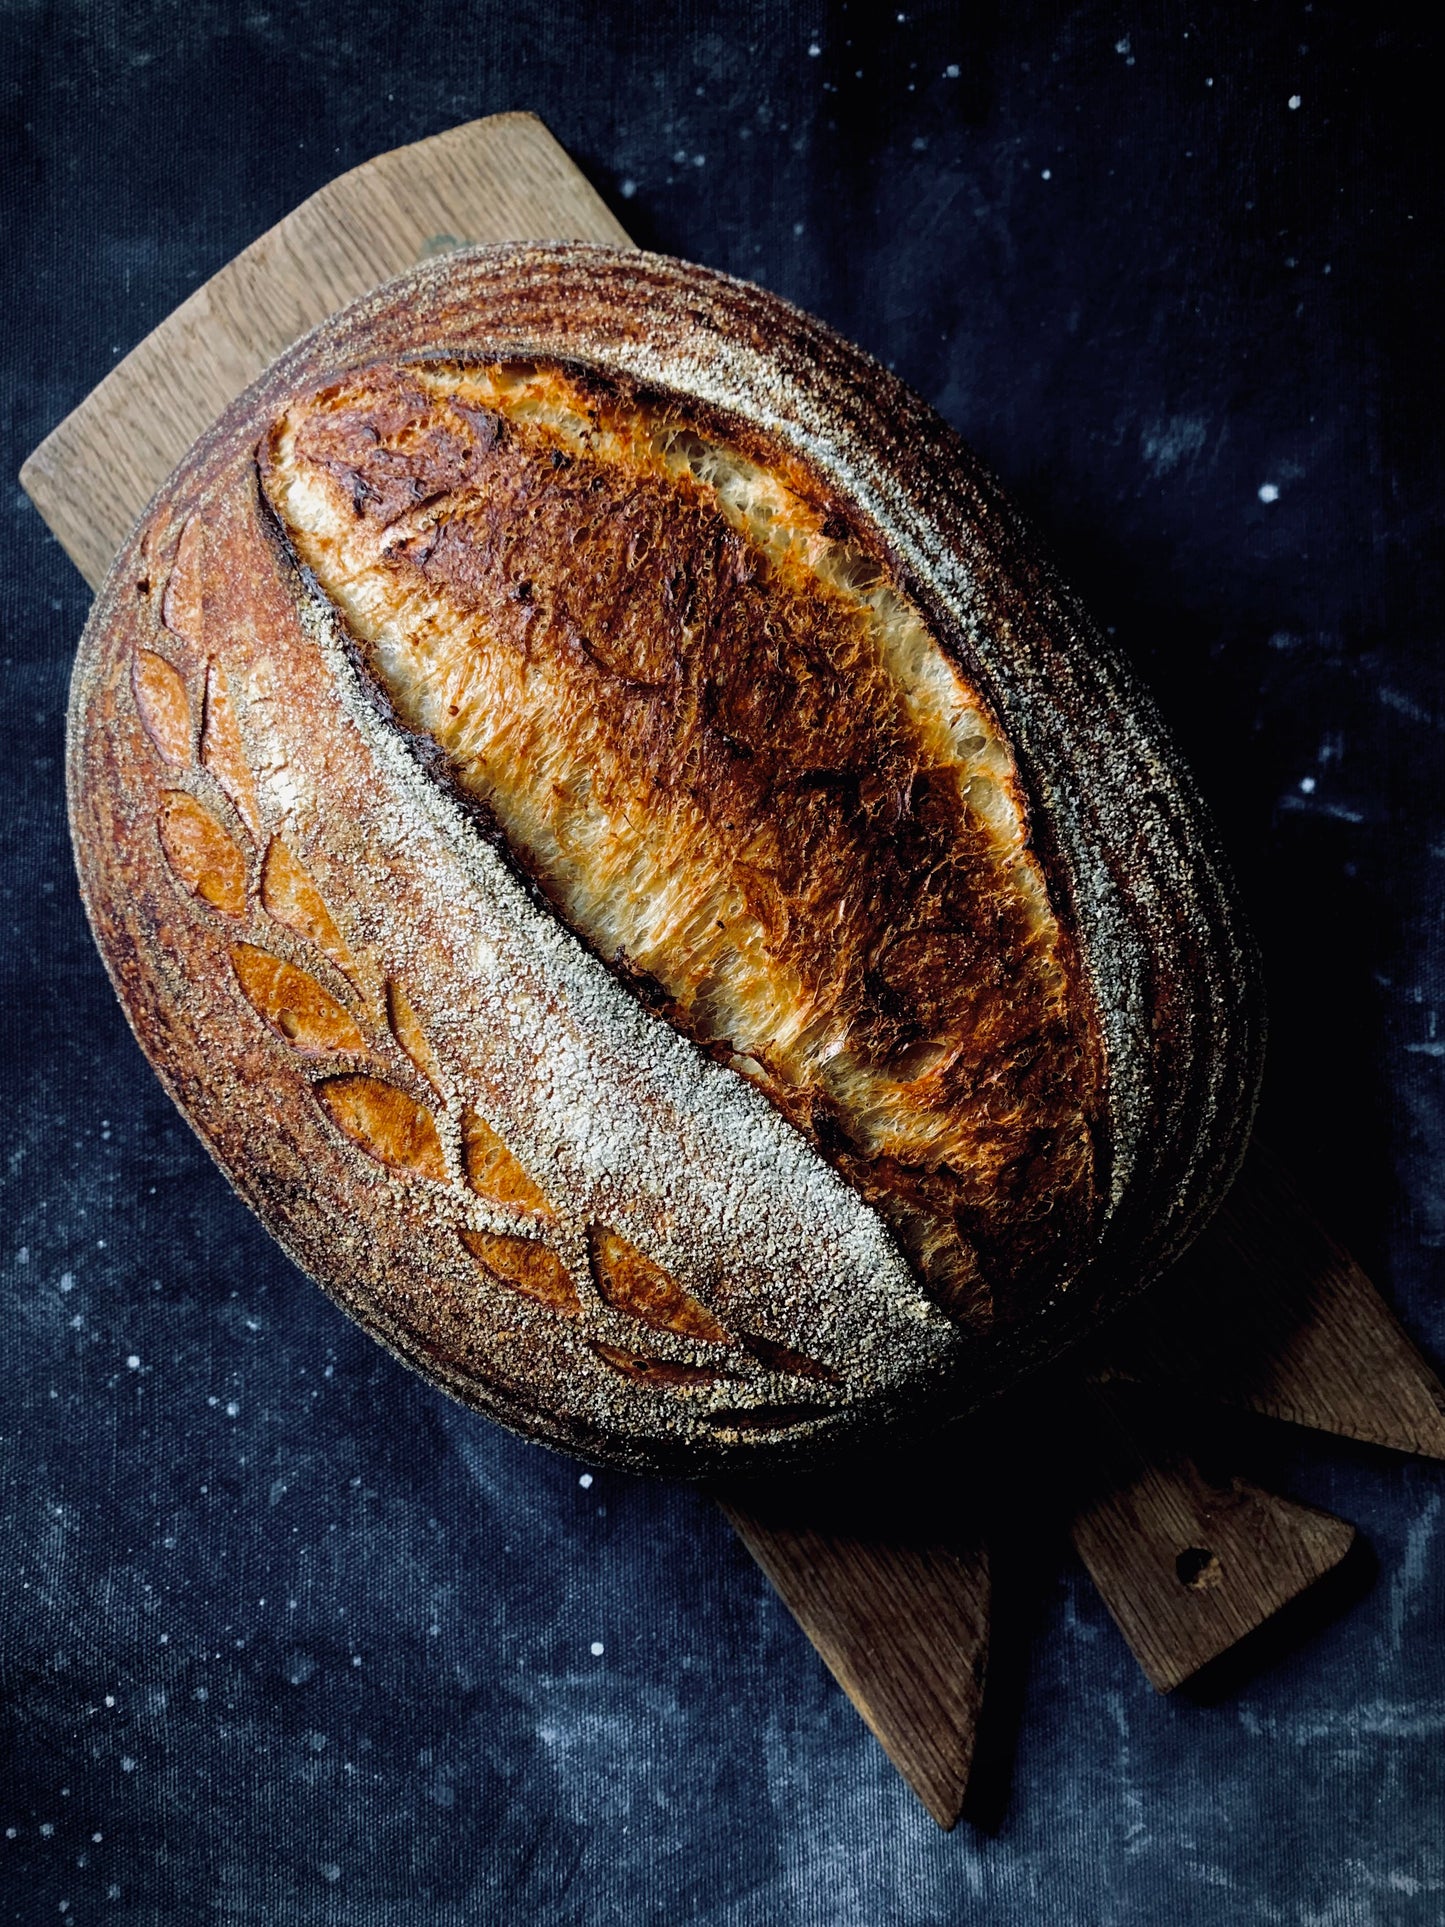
[67,244,1264,1474]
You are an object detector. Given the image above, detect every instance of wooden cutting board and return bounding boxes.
[23,111,1445,1832]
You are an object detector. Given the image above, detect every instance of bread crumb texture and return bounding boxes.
[263,360,1099,1329]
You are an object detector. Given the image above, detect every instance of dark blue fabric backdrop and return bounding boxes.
[3,3,1443,1920]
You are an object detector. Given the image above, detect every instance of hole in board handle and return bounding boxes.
[1175,1546,1222,1591]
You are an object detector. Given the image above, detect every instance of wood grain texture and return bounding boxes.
[1098,1139,1445,1460]
[1069,1383,1356,1692]
[20,113,632,589]
[721,1485,989,1830]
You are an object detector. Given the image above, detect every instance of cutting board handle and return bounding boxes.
[20,112,632,589]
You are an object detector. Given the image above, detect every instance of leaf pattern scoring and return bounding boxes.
[589,1225,728,1343]
[161,514,205,647]
[260,838,353,974]
[589,1343,726,1387]
[701,1404,830,1431]
[459,1229,582,1316]
[386,979,443,1089]
[157,791,248,915]
[132,650,193,765]
[135,557,789,1406]
[201,661,261,837]
[231,944,364,1054]
[463,1111,556,1218]
[738,1333,837,1382]
[315,1074,447,1180]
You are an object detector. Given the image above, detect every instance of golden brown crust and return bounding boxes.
[66,244,1264,1474]
[259,358,1100,1332]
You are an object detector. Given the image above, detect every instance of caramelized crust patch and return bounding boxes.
[315,1073,447,1180]
[132,649,193,765]
[259,838,352,974]
[589,1225,729,1343]
[462,1110,555,1218]
[264,360,1100,1323]
[231,943,364,1054]
[460,1228,581,1315]
[157,790,248,915]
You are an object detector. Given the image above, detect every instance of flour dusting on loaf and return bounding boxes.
[262,359,1100,1330]
[67,244,1264,1473]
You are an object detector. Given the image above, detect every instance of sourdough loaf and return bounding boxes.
[67,244,1264,1473]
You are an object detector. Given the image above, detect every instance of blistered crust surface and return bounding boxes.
[68,244,1264,1471]
[262,359,1100,1329]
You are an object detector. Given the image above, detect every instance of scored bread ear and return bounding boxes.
[462,1111,555,1218]
[231,944,364,1054]
[589,1343,730,1387]
[387,978,443,1090]
[460,1229,582,1316]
